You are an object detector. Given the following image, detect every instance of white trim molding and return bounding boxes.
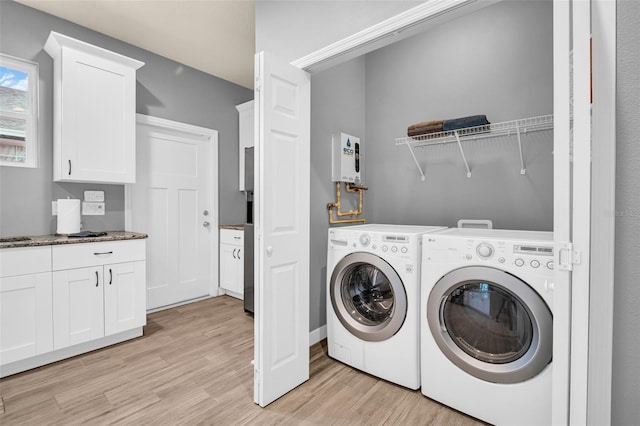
[587,0,617,424]
[552,0,572,424]
[291,0,499,72]
[309,325,327,347]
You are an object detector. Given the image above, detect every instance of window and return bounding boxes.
[0,54,39,168]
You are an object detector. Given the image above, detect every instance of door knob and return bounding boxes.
[203,221,210,227]
[203,210,209,216]
[266,246,273,256]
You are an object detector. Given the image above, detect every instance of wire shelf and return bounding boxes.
[395,114,554,180]
[395,114,554,147]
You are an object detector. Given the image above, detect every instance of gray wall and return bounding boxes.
[365,0,553,230]
[612,1,640,424]
[310,57,366,334]
[0,1,252,237]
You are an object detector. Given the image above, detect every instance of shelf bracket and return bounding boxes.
[404,141,426,181]
[454,131,472,178]
[516,123,526,174]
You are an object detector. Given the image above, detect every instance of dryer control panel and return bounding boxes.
[424,234,555,272]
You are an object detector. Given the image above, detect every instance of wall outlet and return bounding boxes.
[52,201,57,216]
[84,190,105,202]
[82,202,105,215]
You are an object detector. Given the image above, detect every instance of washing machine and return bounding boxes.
[327,224,447,389]
[420,228,554,425]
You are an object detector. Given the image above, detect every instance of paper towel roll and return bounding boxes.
[57,199,81,234]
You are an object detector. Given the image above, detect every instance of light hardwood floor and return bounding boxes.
[0,296,484,425]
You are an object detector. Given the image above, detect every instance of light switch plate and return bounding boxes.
[84,190,105,202]
[82,202,105,215]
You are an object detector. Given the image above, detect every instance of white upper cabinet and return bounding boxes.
[236,100,254,191]
[45,32,144,184]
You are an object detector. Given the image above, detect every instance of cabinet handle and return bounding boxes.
[93,251,113,256]
[68,159,72,175]
[233,248,237,259]
[109,268,113,285]
[95,271,99,287]
[237,249,241,260]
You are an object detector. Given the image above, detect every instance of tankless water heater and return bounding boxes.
[331,133,361,183]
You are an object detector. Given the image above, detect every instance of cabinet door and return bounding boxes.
[60,48,136,183]
[104,261,146,336]
[234,246,244,296]
[236,100,255,191]
[0,273,53,365]
[53,267,104,349]
[220,243,239,293]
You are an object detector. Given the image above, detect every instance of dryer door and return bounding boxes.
[427,266,552,384]
[330,252,407,342]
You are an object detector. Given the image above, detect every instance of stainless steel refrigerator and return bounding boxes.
[243,147,254,313]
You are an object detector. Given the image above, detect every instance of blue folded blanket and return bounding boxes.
[443,115,490,132]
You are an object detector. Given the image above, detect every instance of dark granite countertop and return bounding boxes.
[219,224,245,231]
[0,231,148,249]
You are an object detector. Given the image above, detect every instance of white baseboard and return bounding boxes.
[146,295,213,314]
[309,325,327,346]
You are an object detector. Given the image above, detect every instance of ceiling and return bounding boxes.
[16,0,255,89]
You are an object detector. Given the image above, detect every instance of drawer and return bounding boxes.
[0,246,52,277]
[52,239,145,271]
[220,229,243,245]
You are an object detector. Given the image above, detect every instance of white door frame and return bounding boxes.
[552,1,572,424]
[569,2,593,423]
[124,114,220,300]
[585,0,616,424]
[291,0,617,424]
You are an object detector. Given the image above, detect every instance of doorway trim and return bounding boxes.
[291,0,617,424]
[586,1,617,424]
[292,0,499,74]
[124,114,220,300]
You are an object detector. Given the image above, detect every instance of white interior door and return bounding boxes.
[129,115,218,310]
[254,51,310,407]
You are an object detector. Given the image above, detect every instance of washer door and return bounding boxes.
[427,266,552,384]
[330,252,407,342]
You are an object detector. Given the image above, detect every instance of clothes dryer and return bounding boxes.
[420,228,554,425]
[327,224,447,389]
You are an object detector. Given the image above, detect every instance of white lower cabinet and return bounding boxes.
[0,246,53,366]
[0,239,146,377]
[52,260,146,349]
[52,240,146,350]
[53,266,105,349]
[219,229,244,298]
[104,261,146,335]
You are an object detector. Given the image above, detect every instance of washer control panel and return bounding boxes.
[328,230,418,258]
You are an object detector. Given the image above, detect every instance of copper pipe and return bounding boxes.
[333,182,362,217]
[327,182,367,224]
[327,206,366,225]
